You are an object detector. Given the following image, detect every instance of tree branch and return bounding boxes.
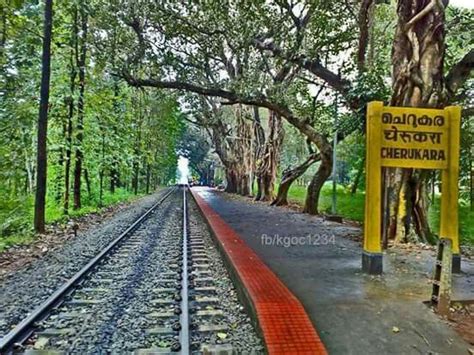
[120,71,238,102]
[119,70,332,153]
[404,0,437,30]
[253,38,352,98]
[357,0,375,71]
[463,106,474,117]
[445,49,474,100]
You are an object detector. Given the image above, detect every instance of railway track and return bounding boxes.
[0,186,262,354]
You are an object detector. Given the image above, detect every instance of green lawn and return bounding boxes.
[0,188,145,252]
[287,183,474,246]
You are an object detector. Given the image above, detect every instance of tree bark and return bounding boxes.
[253,106,265,198]
[34,0,53,233]
[304,140,333,215]
[64,40,76,215]
[0,4,7,87]
[55,137,64,203]
[272,153,320,206]
[387,0,448,243]
[83,168,91,198]
[357,0,375,71]
[99,169,104,206]
[98,125,105,207]
[255,110,284,201]
[73,2,87,210]
[146,163,151,194]
[225,169,238,193]
[132,94,143,195]
[206,104,255,196]
[133,162,139,194]
[0,4,6,49]
[110,41,120,193]
[235,105,254,196]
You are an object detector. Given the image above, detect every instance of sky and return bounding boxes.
[450,0,474,8]
[177,156,190,184]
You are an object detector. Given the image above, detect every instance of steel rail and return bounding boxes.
[179,186,190,354]
[0,187,177,353]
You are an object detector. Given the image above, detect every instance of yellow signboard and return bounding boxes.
[380,107,449,169]
[363,102,461,275]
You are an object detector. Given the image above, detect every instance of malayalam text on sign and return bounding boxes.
[379,107,449,170]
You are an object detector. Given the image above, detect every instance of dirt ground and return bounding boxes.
[448,303,474,345]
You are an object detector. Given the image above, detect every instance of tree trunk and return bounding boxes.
[55,142,64,202]
[99,170,104,206]
[132,106,142,195]
[255,110,284,201]
[273,153,320,206]
[146,164,151,194]
[0,4,6,50]
[65,22,77,214]
[64,69,74,214]
[98,129,105,207]
[33,0,53,233]
[225,169,238,193]
[84,168,91,198]
[133,163,139,195]
[73,3,87,210]
[304,143,333,215]
[235,105,254,196]
[0,4,7,87]
[386,0,447,243]
[208,104,255,196]
[253,106,265,198]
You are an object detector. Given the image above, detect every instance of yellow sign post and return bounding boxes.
[363,101,461,275]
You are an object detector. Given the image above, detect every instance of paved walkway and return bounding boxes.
[191,187,473,355]
[191,189,327,354]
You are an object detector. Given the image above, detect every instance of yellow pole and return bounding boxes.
[440,106,461,272]
[363,101,383,274]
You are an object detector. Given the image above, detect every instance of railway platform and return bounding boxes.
[191,187,474,354]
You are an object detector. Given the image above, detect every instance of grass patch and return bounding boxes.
[0,233,36,253]
[44,188,143,224]
[0,188,146,253]
[287,183,365,222]
[287,182,474,247]
[429,198,474,247]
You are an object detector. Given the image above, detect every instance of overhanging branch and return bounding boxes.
[118,70,331,152]
[446,49,474,100]
[357,0,374,71]
[252,38,352,97]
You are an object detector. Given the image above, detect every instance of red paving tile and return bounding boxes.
[190,189,327,355]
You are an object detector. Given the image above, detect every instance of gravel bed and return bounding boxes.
[187,194,264,353]
[2,188,264,354]
[0,188,172,338]
[27,190,182,353]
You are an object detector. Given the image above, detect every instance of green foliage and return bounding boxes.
[0,187,141,252]
[287,183,366,222]
[337,134,366,189]
[1,0,473,251]
[44,188,142,224]
[0,0,185,248]
[287,183,474,246]
[0,194,33,244]
[429,197,474,246]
